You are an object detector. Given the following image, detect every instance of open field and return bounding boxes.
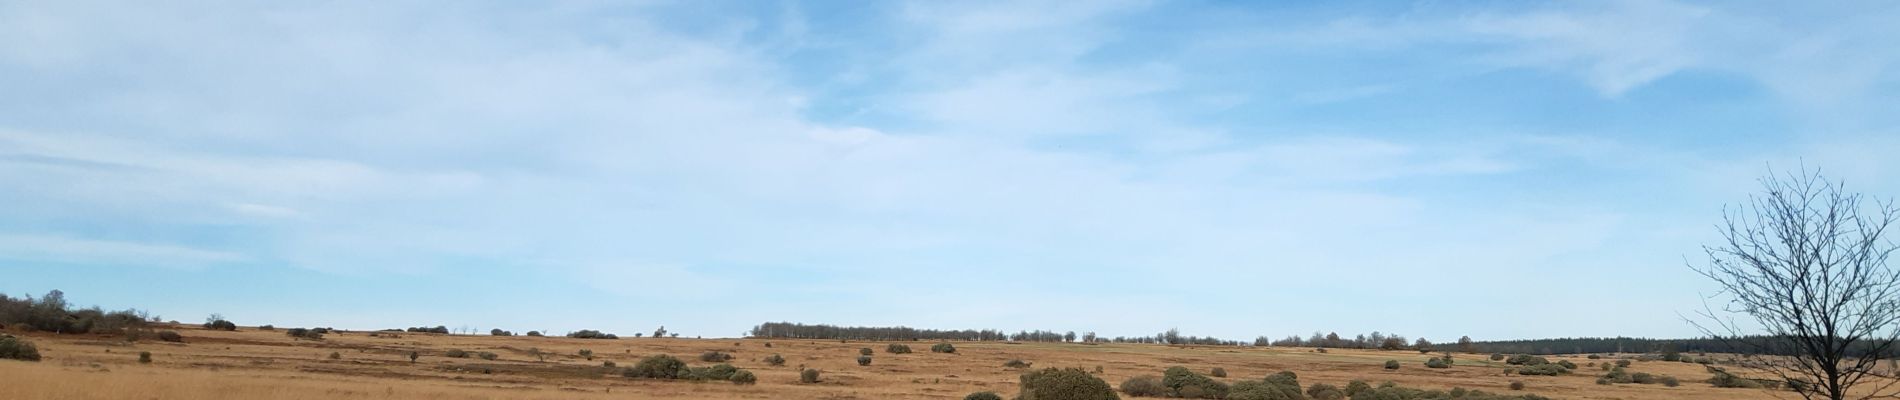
[0,324,1821,400]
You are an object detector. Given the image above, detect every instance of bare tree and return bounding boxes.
[1691,168,1900,400]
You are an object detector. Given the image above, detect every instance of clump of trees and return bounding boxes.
[490,329,513,336]
[0,334,42,361]
[0,290,151,335]
[1018,367,1118,400]
[567,330,619,339]
[202,314,236,331]
[405,326,449,334]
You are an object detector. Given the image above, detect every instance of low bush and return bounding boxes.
[1490,353,1505,361]
[800,368,821,384]
[567,330,618,339]
[1230,371,1303,400]
[1346,380,1372,396]
[1347,382,1550,400]
[1018,367,1117,400]
[1614,360,1631,368]
[695,363,740,380]
[158,330,184,342]
[578,349,593,360]
[1162,366,1228,399]
[1384,360,1401,370]
[1509,381,1525,390]
[477,352,498,361]
[138,351,152,364]
[445,349,469,358]
[1425,357,1450,368]
[887,344,912,354]
[406,326,449,334]
[1586,354,1602,359]
[857,355,872,366]
[932,343,957,353]
[1505,355,1549,366]
[1005,359,1033,369]
[764,353,786,366]
[859,347,874,356]
[602,360,616,368]
[1631,372,1656,384]
[626,355,689,379]
[700,351,732,362]
[730,369,757,385]
[1556,360,1577,370]
[526,331,542,337]
[257,325,274,331]
[0,335,42,361]
[328,352,341,360]
[490,329,512,336]
[1662,376,1680,387]
[1708,370,1763,388]
[1121,375,1166,397]
[965,392,1004,400]
[1307,383,1346,400]
[1211,367,1227,377]
[284,328,322,340]
[1515,364,1568,376]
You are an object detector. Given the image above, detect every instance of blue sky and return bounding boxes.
[3,0,1898,341]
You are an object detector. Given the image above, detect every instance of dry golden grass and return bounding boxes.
[0,325,1842,399]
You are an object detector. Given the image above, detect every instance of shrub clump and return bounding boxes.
[625,355,689,379]
[203,319,237,331]
[857,355,873,366]
[932,343,958,353]
[887,343,913,354]
[1514,364,1569,376]
[1005,359,1033,369]
[1425,357,1450,368]
[1509,381,1525,391]
[1121,375,1166,397]
[566,330,619,339]
[700,351,732,362]
[1211,367,1227,377]
[1505,355,1549,366]
[1556,360,1577,370]
[158,330,184,342]
[800,368,822,384]
[1490,353,1505,361]
[1345,380,1372,397]
[0,335,43,362]
[138,351,152,364]
[730,369,757,385]
[1018,367,1118,400]
[1162,366,1229,399]
[1230,371,1303,400]
[284,328,323,340]
[1384,360,1401,370]
[1307,383,1346,400]
[966,392,1004,400]
[763,353,787,366]
[1708,370,1763,388]
[477,352,498,361]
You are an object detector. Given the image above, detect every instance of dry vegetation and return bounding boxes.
[0,324,1850,400]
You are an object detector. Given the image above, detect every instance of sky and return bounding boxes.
[2,0,1899,342]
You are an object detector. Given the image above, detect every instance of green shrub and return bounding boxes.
[1662,376,1680,387]
[445,349,470,358]
[764,353,786,366]
[284,328,322,340]
[158,330,183,342]
[800,368,821,384]
[602,360,616,368]
[477,352,498,361]
[138,351,152,364]
[1162,366,1228,399]
[329,352,341,360]
[965,392,1004,400]
[1017,367,1117,400]
[887,344,912,354]
[1490,353,1505,361]
[578,349,593,360]
[626,354,689,379]
[1425,357,1450,368]
[696,363,740,380]
[1230,371,1303,400]
[1614,360,1631,368]
[859,347,874,356]
[1556,360,1577,370]
[1505,355,1549,365]
[526,331,542,337]
[700,351,732,362]
[1631,372,1656,384]
[0,335,41,362]
[257,325,274,331]
[1121,375,1166,397]
[566,330,618,339]
[1384,360,1401,369]
[1005,359,1033,369]
[1211,367,1227,377]
[1345,380,1372,396]
[1515,364,1568,376]
[1587,354,1602,359]
[932,343,957,353]
[1307,383,1346,400]
[730,369,757,385]
[857,355,872,366]
[1596,378,1610,385]
[1509,381,1525,390]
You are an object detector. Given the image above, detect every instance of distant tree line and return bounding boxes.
[0,290,151,335]
[749,322,1243,345]
[1458,336,1896,357]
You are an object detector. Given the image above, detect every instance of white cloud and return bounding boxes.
[0,234,244,269]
